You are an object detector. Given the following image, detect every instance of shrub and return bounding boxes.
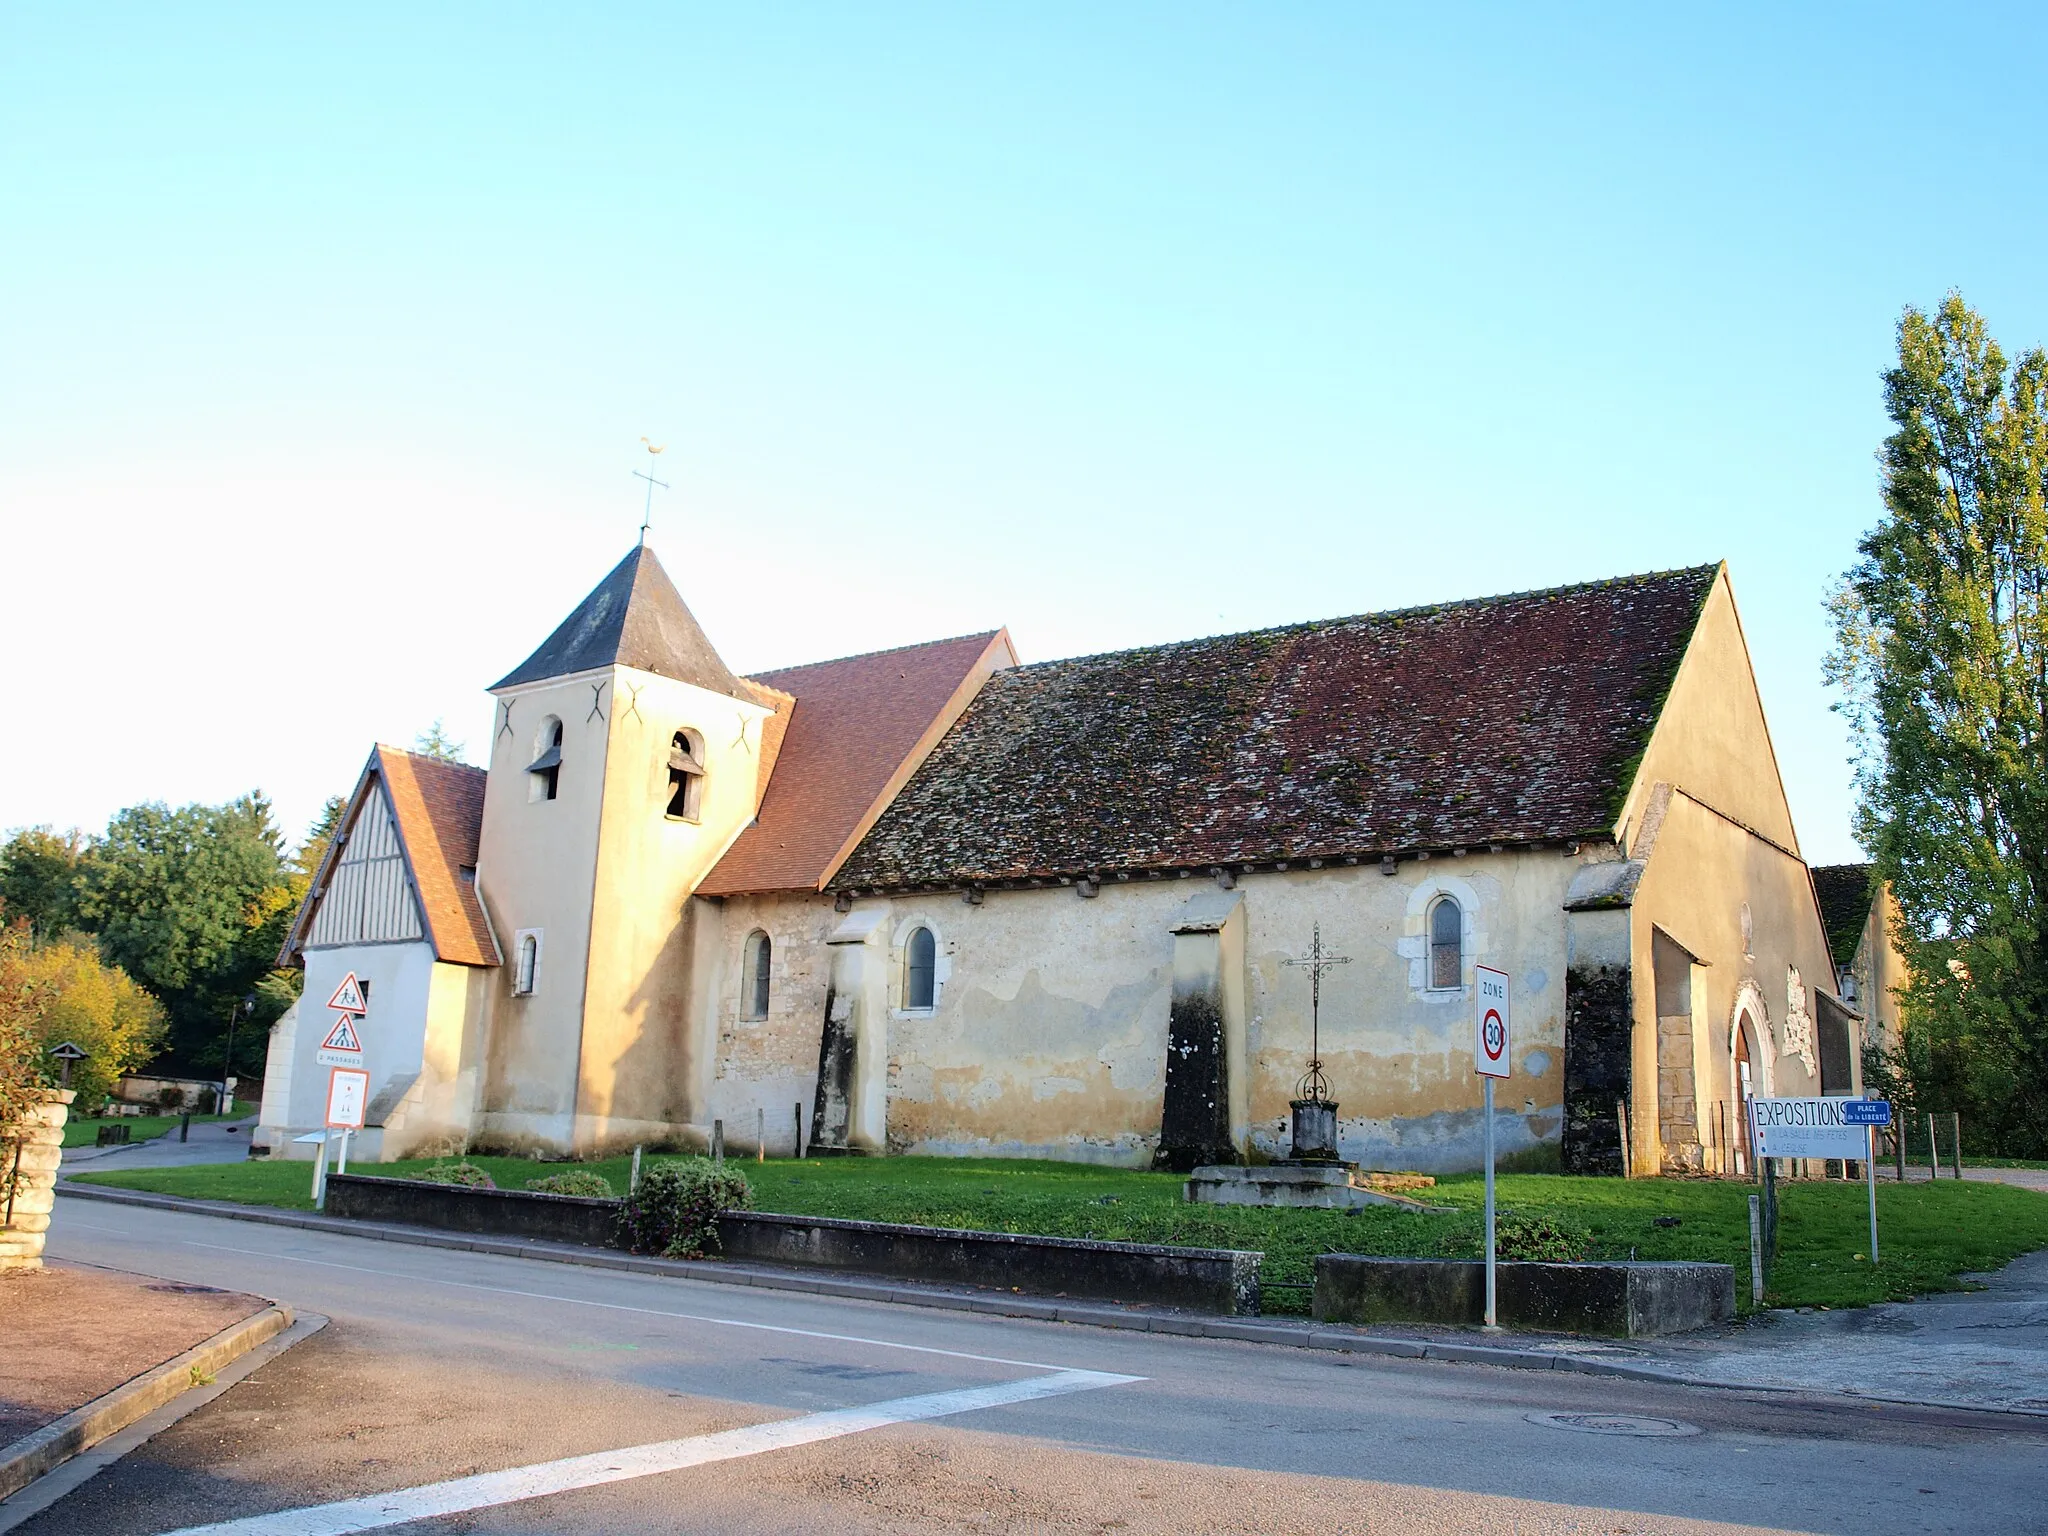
[413,1161,496,1189]
[617,1158,751,1258]
[157,1086,186,1112]
[525,1171,614,1198]
[1494,1211,1592,1263]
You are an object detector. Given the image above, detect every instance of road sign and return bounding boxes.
[1750,1097,1870,1160]
[326,973,368,1015]
[315,1012,363,1069]
[1841,1099,1893,1127]
[325,1067,369,1130]
[1474,965,1511,1079]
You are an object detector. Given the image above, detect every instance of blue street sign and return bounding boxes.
[1842,1099,1892,1126]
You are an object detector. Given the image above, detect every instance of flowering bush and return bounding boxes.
[525,1170,614,1198]
[617,1158,751,1258]
[413,1161,496,1189]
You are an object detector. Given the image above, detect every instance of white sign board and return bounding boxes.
[325,1067,370,1130]
[1750,1097,1869,1160]
[315,1013,363,1069]
[1474,965,1511,1079]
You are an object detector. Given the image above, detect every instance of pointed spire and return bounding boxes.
[491,546,748,699]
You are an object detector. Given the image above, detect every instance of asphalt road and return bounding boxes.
[26,1196,2048,1535]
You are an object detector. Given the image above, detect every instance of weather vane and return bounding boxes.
[1283,922,1351,1102]
[634,437,669,544]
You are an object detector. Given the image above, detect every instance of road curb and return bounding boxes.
[0,1298,293,1502]
[56,1181,1675,1379]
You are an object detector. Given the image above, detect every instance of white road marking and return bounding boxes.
[175,1236,1087,1371]
[157,1369,1139,1536]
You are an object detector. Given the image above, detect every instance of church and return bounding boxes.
[257,546,1858,1177]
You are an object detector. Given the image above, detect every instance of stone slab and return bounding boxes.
[1313,1254,1735,1337]
[1185,1164,1449,1212]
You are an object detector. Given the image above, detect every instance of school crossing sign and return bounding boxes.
[315,971,369,1069]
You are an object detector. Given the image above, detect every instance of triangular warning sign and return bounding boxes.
[327,973,368,1015]
[320,1015,363,1053]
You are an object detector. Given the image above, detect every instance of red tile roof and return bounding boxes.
[376,747,499,967]
[833,567,1720,890]
[700,632,1016,896]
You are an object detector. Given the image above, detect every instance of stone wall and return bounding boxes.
[2,1089,74,1271]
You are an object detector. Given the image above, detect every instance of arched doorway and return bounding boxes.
[1733,1010,1760,1176]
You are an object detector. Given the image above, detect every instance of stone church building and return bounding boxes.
[259,547,1858,1176]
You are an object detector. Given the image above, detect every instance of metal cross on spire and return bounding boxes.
[634,437,670,545]
[1283,922,1351,1102]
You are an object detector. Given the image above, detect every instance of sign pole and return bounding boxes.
[1866,1125,1880,1265]
[1483,1074,1497,1330]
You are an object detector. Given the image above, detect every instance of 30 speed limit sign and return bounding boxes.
[1475,965,1511,1079]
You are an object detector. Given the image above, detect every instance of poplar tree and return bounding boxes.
[1829,294,2048,1154]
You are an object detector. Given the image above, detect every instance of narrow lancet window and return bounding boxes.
[1429,897,1462,990]
[905,926,937,1011]
[514,933,540,995]
[742,930,772,1020]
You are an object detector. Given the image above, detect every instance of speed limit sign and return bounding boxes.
[1475,965,1510,1079]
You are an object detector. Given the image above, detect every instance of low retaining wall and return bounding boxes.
[323,1175,619,1248]
[321,1174,1261,1316]
[717,1211,1261,1317]
[1313,1254,1734,1337]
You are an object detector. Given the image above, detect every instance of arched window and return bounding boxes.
[514,931,541,995]
[904,925,937,1011]
[1428,897,1462,990]
[666,729,705,821]
[741,930,771,1020]
[528,717,563,802]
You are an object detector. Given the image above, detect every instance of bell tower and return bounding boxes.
[473,545,786,1154]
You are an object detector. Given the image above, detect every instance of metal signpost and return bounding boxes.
[1750,1095,1892,1267]
[1474,965,1511,1330]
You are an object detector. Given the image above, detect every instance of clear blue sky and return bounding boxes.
[4,4,2044,864]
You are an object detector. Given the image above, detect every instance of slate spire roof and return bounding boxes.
[831,565,1722,892]
[491,545,749,700]
[1811,863,1877,967]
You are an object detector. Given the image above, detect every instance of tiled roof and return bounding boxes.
[491,545,750,701]
[376,747,499,967]
[1811,863,1875,967]
[700,632,1014,896]
[831,566,1720,891]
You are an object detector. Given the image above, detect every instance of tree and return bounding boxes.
[1827,293,2048,1156]
[73,795,295,1076]
[414,720,466,762]
[0,925,50,1141]
[0,827,85,938]
[10,934,166,1111]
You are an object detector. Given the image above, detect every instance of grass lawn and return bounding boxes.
[60,1102,251,1148]
[70,1153,2048,1317]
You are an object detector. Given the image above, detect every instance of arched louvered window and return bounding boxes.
[742,930,771,1020]
[1428,897,1462,990]
[666,729,705,821]
[528,718,563,802]
[905,926,937,1011]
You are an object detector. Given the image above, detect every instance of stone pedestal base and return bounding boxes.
[1184,1162,1448,1212]
[1288,1098,1340,1162]
[3,1089,74,1271]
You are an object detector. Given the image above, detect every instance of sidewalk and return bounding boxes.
[54,1182,2048,1417]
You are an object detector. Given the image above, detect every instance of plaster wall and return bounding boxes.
[571,666,779,1154]
[272,939,437,1159]
[475,671,613,1146]
[1618,569,1802,856]
[715,851,1590,1173]
[1629,792,1841,1174]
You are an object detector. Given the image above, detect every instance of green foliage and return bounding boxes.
[413,721,467,763]
[1492,1211,1593,1262]
[73,794,297,1076]
[617,1158,752,1258]
[412,1161,496,1189]
[6,933,166,1109]
[1828,294,2048,1156]
[0,924,52,1143]
[525,1170,615,1198]
[0,827,86,939]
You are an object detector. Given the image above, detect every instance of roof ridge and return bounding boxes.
[750,629,1004,680]
[1008,563,1722,673]
[374,743,486,777]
